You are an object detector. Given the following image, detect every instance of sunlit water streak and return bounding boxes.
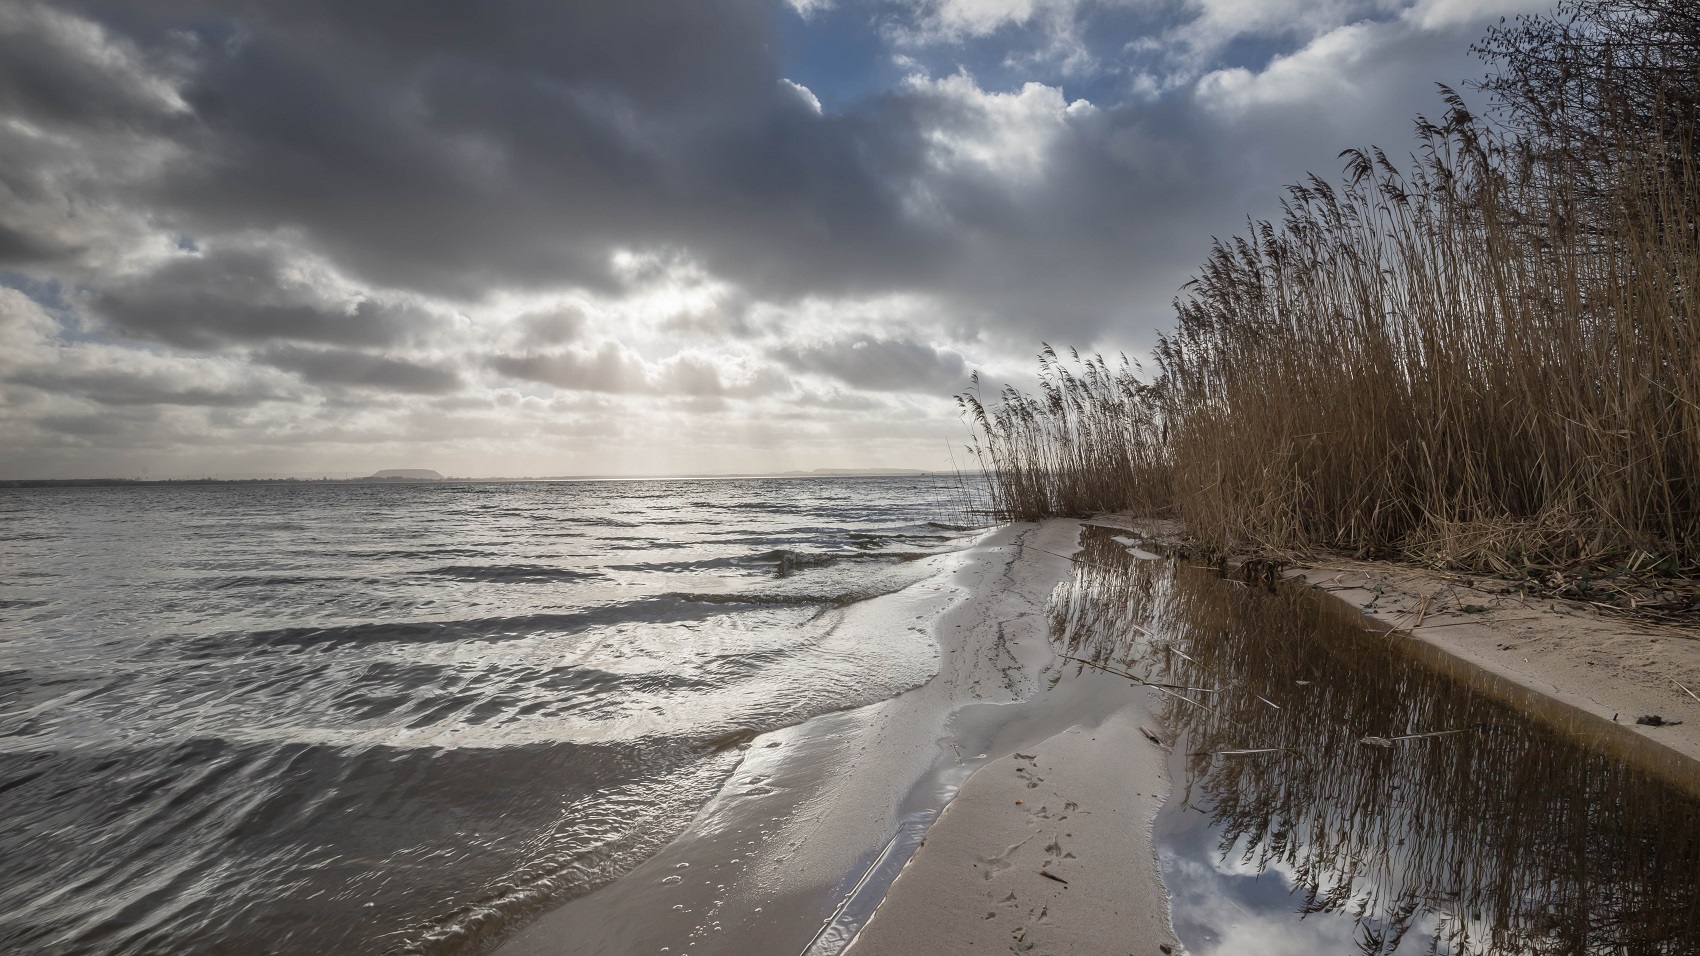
[0,477,974,955]
[1051,525,1700,956]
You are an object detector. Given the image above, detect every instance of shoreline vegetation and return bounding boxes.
[963,0,1700,621]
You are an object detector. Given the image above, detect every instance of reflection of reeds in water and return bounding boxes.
[1049,526,1700,955]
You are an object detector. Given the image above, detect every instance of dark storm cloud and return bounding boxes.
[47,0,940,301]
[0,2,189,132]
[0,222,70,266]
[0,3,195,270]
[775,337,969,393]
[258,345,462,394]
[91,247,441,350]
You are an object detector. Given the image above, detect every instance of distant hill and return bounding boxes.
[369,469,445,480]
[779,468,928,477]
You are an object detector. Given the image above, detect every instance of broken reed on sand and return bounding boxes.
[962,0,1700,594]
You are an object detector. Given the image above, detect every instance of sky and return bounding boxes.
[0,0,1552,479]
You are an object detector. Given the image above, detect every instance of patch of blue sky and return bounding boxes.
[1,273,98,344]
[774,0,1335,111]
[776,3,907,111]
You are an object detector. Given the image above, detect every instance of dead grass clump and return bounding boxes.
[1405,512,1643,576]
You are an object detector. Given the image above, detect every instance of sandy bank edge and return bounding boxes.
[1088,514,1700,765]
[1281,560,1700,765]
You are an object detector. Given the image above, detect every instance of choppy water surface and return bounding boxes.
[1052,526,1700,956]
[0,477,975,955]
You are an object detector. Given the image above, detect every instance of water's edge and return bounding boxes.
[494,519,1098,956]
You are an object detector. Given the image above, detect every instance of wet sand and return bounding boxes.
[846,709,1175,956]
[849,518,1700,956]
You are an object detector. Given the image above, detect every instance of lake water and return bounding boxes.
[0,477,974,955]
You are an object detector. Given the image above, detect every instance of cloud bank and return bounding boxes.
[0,0,1544,477]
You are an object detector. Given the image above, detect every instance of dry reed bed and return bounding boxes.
[965,0,1700,607]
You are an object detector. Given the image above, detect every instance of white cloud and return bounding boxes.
[1195,21,1382,113]
[1152,0,1540,89]
[1402,0,1551,31]
[909,72,1094,182]
[783,0,835,17]
[782,78,824,114]
[1190,0,1544,118]
[924,0,1047,38]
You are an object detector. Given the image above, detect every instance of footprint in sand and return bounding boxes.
[977,836,1035,880]
[1043,839,1077,864]
[1014,764,1045,789]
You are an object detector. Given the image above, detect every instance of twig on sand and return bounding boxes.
[1414,590,1437,627]
[1411,615,1546,630]
[1039,870,1069,885]
[1674,678,1700,705]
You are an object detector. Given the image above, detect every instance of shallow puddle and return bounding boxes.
[1052,525,1700,956]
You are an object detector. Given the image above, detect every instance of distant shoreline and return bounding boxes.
[0,469,955,488]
